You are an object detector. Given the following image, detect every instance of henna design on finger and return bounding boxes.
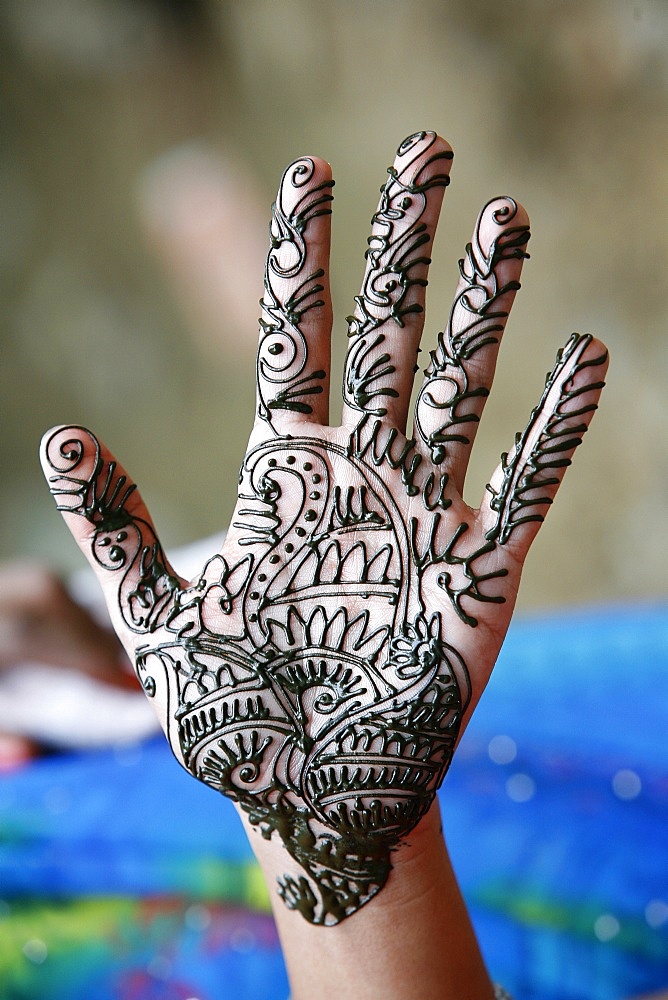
[485,333,608,544]
[43,428,179,636]
[344,132,452,416]
[415,198,530,464]
[43,140,606,929]
[258,158,334,424]
[415,334,606,623]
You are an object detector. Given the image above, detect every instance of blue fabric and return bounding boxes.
[0,604,666,999]
[444,604,668,999]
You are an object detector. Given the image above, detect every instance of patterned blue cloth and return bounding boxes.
[446,604,668,1000]
[0,604,666,999]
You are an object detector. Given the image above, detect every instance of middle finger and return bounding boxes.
[341,132,453,432]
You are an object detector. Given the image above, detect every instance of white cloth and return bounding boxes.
[0,534,225,748]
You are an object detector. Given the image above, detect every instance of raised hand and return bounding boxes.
[40,132,607,926]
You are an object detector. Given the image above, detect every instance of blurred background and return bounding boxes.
[1,6,667,999]
[1,0,666,610]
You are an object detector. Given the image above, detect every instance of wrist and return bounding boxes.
[240,799,494,1000]
[238,794,448,919]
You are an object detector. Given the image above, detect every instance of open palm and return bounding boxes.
[41,132,607,925]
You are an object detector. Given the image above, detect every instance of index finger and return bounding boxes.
[256,156,334,430]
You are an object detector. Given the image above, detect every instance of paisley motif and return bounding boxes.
[41,133,607,925]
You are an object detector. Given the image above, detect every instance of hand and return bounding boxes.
[40,131,607,926]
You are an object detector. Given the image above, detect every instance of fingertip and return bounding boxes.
[39,424,65,464]
[435,132,454,157]
[278,155,334,201]
[306,155,333,178]
[281,155,333,190]
[40,423,90,456]
[566,334,610,401]
[39,425,102,506]
[393,131,454,190]
[273,155,335,257]
[582,334,610,368]
[477,196,531,257]
[561,332,609,378]
[397,131,453,159]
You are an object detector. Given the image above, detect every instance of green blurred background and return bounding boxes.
[1,0,666,610]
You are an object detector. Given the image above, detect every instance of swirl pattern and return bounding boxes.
[41,133,608,926]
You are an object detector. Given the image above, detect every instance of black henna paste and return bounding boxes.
[344,131,453,416]
[257,158,334,425]
[45,427,472,924]
[43,137,606,926]
[485,332,607,543]
[415,196,530,465]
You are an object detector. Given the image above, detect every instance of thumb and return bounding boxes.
[39,425,183,647]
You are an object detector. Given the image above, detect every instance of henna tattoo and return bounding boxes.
[485,332,607,543]
[43,428,179,634]
[343,131,452,416]
[42,136,606,927]
[258,157,334,425]
[346,413,454,513]
[411,517,506,628]
[415,197,530,465]
[44,428,472,924]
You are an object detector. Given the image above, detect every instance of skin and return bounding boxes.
[40,132,607,996]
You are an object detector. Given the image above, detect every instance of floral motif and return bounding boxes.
[388,613,445,679]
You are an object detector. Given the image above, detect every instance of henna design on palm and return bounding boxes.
[41,132,608,925]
